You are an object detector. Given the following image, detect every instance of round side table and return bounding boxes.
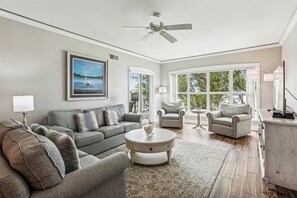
[191,109,206,130]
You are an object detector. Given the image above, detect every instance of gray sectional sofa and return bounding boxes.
[43,104,143,155]
[0,119,129,198]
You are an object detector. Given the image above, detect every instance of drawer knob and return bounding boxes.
[150,148,152,151]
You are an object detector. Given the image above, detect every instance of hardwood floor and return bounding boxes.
[162,123,296,198]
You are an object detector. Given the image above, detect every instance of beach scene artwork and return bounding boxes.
[72,58,105,95]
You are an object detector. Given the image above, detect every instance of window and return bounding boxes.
[176,68,247,112]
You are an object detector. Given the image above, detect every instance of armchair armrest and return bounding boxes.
[157,109,165,116]
[31,152,129,198]
[178,109,186,116]
[124,113,144,123]
[45,125,75,140]
[206,111,222,119]
[232,114,252,122]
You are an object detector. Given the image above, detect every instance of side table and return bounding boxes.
[191,109,206,130]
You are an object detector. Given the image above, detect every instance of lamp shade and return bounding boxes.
[13,95,34,112]
[159,86,167,94]
[131,93,139,102]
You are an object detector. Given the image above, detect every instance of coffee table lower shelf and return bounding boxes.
[128,151,173,165]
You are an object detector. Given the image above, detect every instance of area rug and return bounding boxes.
[97,140,229,198]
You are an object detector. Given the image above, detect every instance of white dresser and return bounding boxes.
[258,109,297,191]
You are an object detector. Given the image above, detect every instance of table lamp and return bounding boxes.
[13,95,34,125]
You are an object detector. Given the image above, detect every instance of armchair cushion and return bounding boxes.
[213,117,232,127]
[220,103,250,118]
[162,113,180,120]
[161,102,184,113]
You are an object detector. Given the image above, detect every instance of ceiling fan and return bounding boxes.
[123,12,192,43]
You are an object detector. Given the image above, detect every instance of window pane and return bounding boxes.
[210,71,229,92]
[190,94,207,110]
[177,74,187,92]
[177,94,187,109]
[233,70,247,92]
[233,94,247,104]
[190,73,206,92]
[210,94,229,111]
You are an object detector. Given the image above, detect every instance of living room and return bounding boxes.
[1,1,297,197]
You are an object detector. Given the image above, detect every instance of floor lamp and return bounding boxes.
[131,93,139,113]
[13,95,34,125]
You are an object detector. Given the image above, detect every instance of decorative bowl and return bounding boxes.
[144,125,154,137]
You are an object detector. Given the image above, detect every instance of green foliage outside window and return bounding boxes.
[210,94,229,111]
[178,75,187,92]
[210,71,229,92]
[178,94,187,109]
[233,70,246,92]
[190,94,206,110]
[190,73,206,92]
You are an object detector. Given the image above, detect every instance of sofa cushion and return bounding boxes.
[105,110,119,126]
[162,102,184,113]
[213,117,232,127]
[220,103,250,118]
[162,113,180,120]
[45,129,80,174]
[119,121,141,132]
[79,155,100,168]
[0,120,24,147]
[0,150,30,198]
[74,132,104,147]
[47,109,83,132]
[2,128,65,190]
[97,125,125,138]
[75,111,99,132]
[77,150,88,158]
[84,107,107,127]
[106,104,126,121]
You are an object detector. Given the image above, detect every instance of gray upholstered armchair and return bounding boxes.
[206,103,252,138]
[157,102,185,129]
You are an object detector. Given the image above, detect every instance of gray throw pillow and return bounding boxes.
[45,129,81,174]
[2,128,65,190]
[105,110,119,126]
[0,119,25,147]
[75,111,99,132]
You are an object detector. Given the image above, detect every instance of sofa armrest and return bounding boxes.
[178,109,186,116]
[124,113,144,123]
[157,109,165,116]
[45,125,75,140]
[31,152,129,198]
[232,114,252,122]
[206,111,222,119]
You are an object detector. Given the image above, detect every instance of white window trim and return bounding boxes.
[173,63,259,112]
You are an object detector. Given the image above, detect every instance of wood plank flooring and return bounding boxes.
[161,123,297,198]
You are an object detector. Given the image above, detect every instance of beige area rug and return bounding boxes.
[97,140,229,198]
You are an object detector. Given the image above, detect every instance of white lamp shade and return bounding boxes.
[263,73,274,81]
[13,95,34,112]
[159,87,167,94]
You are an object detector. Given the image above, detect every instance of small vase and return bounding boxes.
[144,125,154,137]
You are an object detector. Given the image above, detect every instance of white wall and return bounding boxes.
[161,47,281,109]
[0,17,161,123]
[282,21,297,112]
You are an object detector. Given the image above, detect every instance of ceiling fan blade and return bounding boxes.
[164,23,192,31]
[160,31,177,43]
[122,26,149,29]
[139,31,154,41]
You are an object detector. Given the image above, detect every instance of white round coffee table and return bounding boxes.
[125,128,176,165]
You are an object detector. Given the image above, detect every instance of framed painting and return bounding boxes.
[67,52,108,100]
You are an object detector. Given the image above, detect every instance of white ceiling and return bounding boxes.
[0,0,297,62]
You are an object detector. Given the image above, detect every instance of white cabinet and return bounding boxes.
[258,109,297,191]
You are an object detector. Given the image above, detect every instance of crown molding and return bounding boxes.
[279,8,297,45]
[0,8,160,63]
[160,43,280,64]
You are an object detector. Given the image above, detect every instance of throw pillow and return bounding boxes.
[0,119,24,147]
[2,128,65,190]
[45,129,81,174]
[75,111,99,132]
[105,110,119,126]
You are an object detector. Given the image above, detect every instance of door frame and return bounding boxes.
[128,67,155,122]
